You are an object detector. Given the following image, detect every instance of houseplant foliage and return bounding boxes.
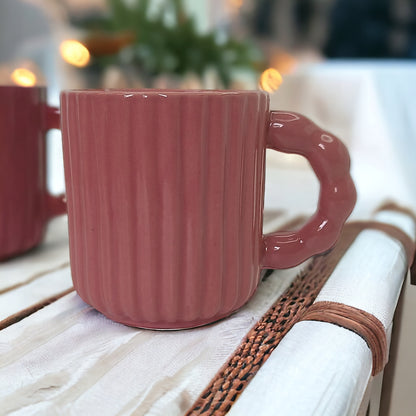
[71,0,262,87]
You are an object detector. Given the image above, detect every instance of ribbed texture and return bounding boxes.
[0,87,47,260]
[61,90,269,328]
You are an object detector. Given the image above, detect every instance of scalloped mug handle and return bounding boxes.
[43,105,66,219]
[262,111,356,269]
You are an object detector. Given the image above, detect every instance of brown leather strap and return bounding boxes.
[301,301,387,376]
[374,201,416,223]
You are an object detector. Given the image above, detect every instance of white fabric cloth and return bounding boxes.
[315,210,415,328]
[229,321,373,416]
[230,207,415,416]
[0,265,304,416]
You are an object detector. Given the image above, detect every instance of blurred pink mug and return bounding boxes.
[60,89,356,329]
[0,86,66,261]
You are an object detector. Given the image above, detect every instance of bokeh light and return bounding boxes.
[229,0,243,9]
[271,51,297,75]
[60,40,91,67]
[259,68,283,93]
[10,68,37,87]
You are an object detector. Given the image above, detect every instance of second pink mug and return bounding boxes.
[0,86,66,261]
[60,89,356,329]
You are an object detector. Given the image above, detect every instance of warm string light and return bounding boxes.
[10,68,37,87]
[259,68,283,93]
[60,40,90,67]
[228,0,243,14]
[229,0,243,8]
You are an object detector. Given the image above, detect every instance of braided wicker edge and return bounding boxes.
[186,222,360,415]
[186,214,416,415]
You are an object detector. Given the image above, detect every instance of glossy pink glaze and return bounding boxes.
[60,89,356,329]
[262,111,357,268]
[0,86,66,261]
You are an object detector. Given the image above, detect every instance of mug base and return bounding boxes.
[97,308,240,330]
[0,240,42,262]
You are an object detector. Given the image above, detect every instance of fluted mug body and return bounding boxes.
[61,89,356,329]
[61,90,268,328]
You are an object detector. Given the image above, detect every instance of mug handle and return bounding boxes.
[262,111,356,269]
[43,105,66,219]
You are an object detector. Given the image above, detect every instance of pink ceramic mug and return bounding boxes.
[60,89,356,329]
[0,86,66,261]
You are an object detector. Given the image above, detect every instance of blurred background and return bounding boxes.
[1,2,416,415]
[1,0,415,94]
[1,0,415,195]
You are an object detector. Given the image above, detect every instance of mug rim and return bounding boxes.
[0,85,46,91]
[61,88,268,97]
